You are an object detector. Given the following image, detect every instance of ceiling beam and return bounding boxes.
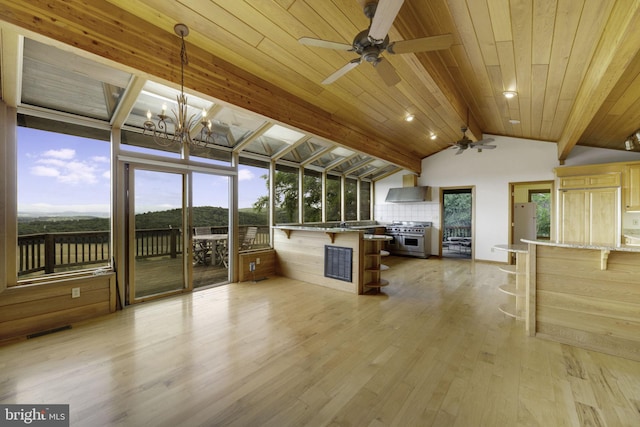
[557,0,640,161]
[393,7,482,142]
[0,0,422,172]
[111,75,146,128]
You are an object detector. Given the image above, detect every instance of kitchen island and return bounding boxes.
[523,239,640,361]
[273,225,391,294]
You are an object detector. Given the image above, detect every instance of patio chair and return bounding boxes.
[240,226,258,251]
[193,226,213,265]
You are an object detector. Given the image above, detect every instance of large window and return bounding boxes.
[326,174,341,221]
[345,178,357,221]
[239,158,270,249]
[360,181,371,220]
[303,170,322,222]
[274,164,299,223]
[17,125,111,279]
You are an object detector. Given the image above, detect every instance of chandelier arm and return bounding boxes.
[146,23,208,150]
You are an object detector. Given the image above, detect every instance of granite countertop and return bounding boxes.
[363,234,392,241]
[273,225,361,233]
[493,243,529,253]
[521,239,640,253]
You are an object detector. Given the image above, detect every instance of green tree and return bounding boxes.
[531,192,551,238]
[444,193,472,227]
[254,171,299,223]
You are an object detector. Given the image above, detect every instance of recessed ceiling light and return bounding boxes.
[503,91,517,99]
[509,119,520,124]
[429,133,437,140]
[405,114,415,122]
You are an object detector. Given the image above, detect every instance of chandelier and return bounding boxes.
[143,23,215,149]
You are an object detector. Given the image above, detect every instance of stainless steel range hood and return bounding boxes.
[385,186,431,203]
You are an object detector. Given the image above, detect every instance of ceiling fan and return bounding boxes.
[298,0,453,86]
[452,126,496,155]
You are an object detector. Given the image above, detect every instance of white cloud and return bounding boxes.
[92,156,110,163]
[31,166,60,177]
[31,149,103,185]
[43,148,75,159]
[238,168,255,181]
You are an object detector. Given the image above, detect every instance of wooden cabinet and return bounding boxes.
[559,187,619,245]
[624,163,640,211]
[559,173,620,189]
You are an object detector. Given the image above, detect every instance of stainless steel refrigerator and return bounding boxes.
[514,202,537,243]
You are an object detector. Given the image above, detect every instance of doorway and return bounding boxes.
[440,187,474,259]
[191,171,230,288]
[124,165,231,304]
[127,167,187,303]
[509,181,554,244]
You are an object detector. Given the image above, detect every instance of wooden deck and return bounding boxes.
[1,256,639,426]
[134,255,228,298]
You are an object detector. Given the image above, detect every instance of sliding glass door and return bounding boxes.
[129,167,186,301]
[192,172,230,288]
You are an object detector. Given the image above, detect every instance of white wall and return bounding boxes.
[375,135,640,262]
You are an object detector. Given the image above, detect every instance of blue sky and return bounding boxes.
[17,127,267,216]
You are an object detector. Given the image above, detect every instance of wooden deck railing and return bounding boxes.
[443,226,472,239]
[17,225,270,276]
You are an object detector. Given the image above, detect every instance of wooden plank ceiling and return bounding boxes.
[2,0,640,172]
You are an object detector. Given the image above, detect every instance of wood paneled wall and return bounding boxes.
[273,229,362,294]
[238,250,276,282]
[534,245,640,361]
[0,273,116,342]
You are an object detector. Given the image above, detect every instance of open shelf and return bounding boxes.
[498,283,524,297]
[498,303,520,319]
[362,236,392,294]
[364,279,389,288]
[498,265,518,275]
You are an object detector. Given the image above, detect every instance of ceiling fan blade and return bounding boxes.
[373,57,401,86]
[322,59,361,84]
[470,138,495,147]
[299,37,353,51]
[455,148,465,155]
[368,0,405,44]
[387,34,454,54]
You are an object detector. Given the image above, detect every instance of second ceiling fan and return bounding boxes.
[299,0,453,86]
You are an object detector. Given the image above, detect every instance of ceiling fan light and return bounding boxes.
[503,91,517,99]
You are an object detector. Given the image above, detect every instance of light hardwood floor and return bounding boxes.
[1,257,639,426]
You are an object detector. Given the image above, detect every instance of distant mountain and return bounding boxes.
[18,211,110,219]
[18,206,268,235]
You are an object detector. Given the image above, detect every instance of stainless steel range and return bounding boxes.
[385,221,432,258]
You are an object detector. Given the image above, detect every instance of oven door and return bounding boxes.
[401,234,425,254]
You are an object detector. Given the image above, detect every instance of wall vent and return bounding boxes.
[324,245,352,282]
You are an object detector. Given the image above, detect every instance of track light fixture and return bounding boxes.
[624,129,640,151]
